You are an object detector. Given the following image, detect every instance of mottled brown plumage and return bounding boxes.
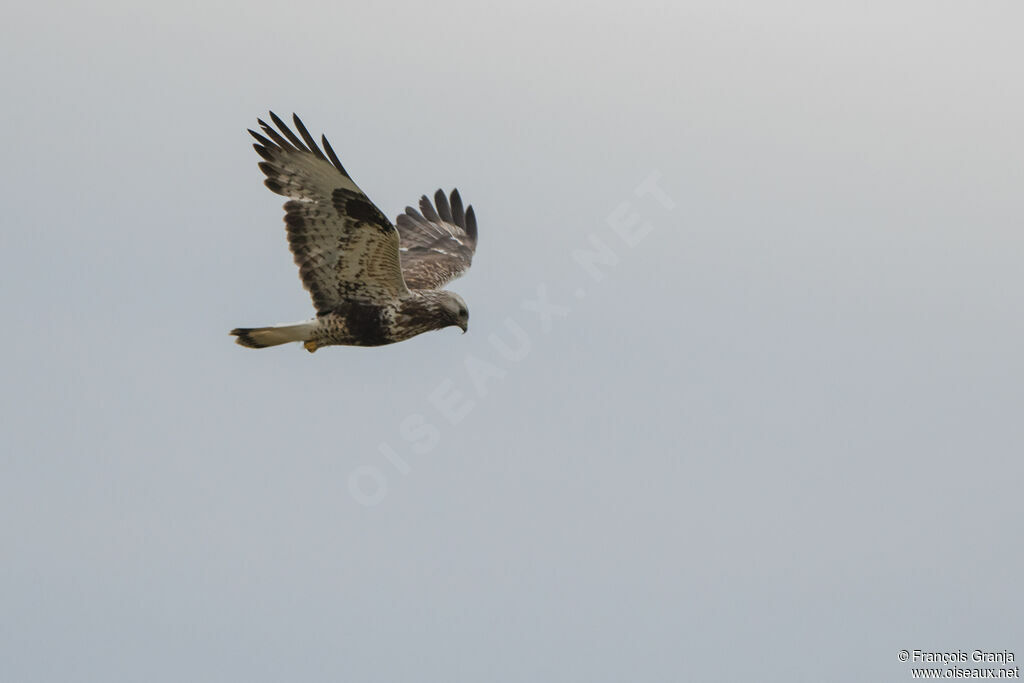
[230,113,477,352]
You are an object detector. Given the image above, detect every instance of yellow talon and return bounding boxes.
[304,340,318,353]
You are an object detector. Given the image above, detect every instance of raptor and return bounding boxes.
[231,112,478,352]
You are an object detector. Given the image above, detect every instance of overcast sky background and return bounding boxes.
[2,1,1022,681]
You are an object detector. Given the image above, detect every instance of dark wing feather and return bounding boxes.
[251,112,407,312]
[395,189,478,290]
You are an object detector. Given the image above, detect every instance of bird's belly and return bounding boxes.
[315,304,391,347]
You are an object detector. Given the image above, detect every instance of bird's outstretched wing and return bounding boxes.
[396,189,478,290]
[250,112,408,312]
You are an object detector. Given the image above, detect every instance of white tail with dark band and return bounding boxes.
[231,320,316,348]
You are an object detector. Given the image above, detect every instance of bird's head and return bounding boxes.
[439,291,469,333]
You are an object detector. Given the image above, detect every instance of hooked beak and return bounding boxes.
[458,320,468,334]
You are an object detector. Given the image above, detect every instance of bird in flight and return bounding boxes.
[231,112,478,352]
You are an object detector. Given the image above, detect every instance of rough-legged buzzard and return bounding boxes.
[231,112,478,352]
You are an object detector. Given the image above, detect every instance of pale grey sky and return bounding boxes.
[2,1,1022,681]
